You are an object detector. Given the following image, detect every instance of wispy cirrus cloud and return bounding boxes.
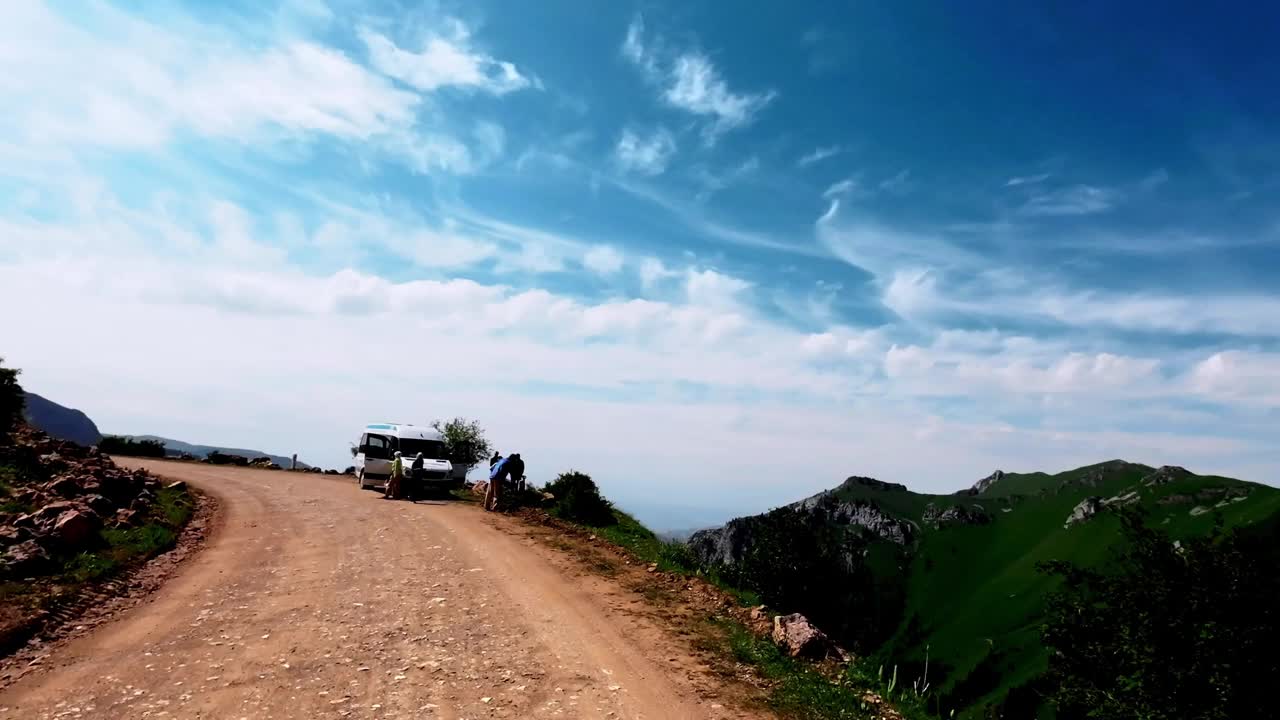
[357,21,536,95]
[1018,183,1119,216]
[822,178,861,199]
[614,126,677,176]
[2,2,420,149]
[797,145,843,167]
[878,169,913,195]
[1004,173,1051,187]
[621,15,776,140]
[816,200,1280,339]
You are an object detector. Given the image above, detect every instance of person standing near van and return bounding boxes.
[485,454,506,511]
[407,452,425,500]
[505,453,525,492]
[485,453,526,510]
[385,451,405,499]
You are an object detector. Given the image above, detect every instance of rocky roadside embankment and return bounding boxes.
[0,424,197,656]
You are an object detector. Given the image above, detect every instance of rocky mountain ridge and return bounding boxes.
[683,459,1280,719]
[21,393,102,447]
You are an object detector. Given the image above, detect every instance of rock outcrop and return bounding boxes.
[1064,497,1103,529]
[1064,490,1143,528]
[0,424,167,578]
[1141,465,1191,487]
[772,613,835,659]
[923,503,991,529]
[967,470,1005,495]
[687,517,757,569]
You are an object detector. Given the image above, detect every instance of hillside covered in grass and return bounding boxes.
[689,460,1280,717]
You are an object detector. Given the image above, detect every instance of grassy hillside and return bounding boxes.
[892,462,1280,714]
[691,460,1280,718]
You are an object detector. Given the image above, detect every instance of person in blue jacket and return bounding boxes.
[485,453,524,511]
[485,454,507,511]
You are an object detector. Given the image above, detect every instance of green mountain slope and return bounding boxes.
[689,461,1280,717]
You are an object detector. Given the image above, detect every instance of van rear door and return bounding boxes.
[360,433,393,477]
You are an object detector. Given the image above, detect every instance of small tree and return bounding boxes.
[544,470,616,526]
[0,357,24,439]
[431,417,491,470]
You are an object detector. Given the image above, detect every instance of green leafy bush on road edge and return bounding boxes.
[543,470,617,527]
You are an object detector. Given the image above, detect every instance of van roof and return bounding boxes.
[363,423,444,441]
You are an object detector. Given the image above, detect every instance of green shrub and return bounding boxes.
[0,358,24,438]
[98,435,167,458]
[544,470,616,527]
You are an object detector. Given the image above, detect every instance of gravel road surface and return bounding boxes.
[0,461,754,719]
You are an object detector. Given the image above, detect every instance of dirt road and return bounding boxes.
[0,461,756,719]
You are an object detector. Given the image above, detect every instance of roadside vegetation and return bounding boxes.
[98,435,168,458]
[1039,510,1279,719]
[506,467,919,719]
[61,485,194,583]
[0,358,21,441]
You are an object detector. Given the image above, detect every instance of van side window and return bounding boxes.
[365,434,390,459]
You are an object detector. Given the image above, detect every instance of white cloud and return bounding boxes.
[583,245,625,275]
[639,257,678,290]
[621,15,657,76]
[879,169,912,195]
[397,228,498,269]
[385,132,475,174]
[1005,173,1051,187]
[817,201,1280,338]
[1019,184,1118,216]
[614,127,677,176]
[0,3,521,179]
[620,16,775,139]
[1189,351,1280,406]
[685,268,751,308]
[823,178,860,199]
[797,145,843,167]
[665,53,777,137]
[358,23,534,95]
[1,3,421,149]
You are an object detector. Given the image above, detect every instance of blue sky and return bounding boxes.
[2,0,1278,529]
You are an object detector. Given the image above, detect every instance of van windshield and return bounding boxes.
[398,438,447,459]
